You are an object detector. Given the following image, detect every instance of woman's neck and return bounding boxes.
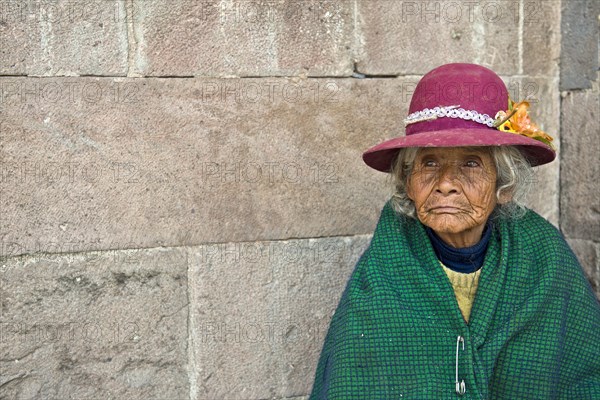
[426,221,493,273]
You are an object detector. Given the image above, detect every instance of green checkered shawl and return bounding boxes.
[310,201,600,399]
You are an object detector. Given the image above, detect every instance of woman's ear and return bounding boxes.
[497,189,513,205]
[406,177,415,201]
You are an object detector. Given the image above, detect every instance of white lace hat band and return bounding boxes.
[403,105,496,128]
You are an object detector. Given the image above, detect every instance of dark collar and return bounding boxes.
[425,221,492,273]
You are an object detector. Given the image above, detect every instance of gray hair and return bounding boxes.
[388,146,534,220]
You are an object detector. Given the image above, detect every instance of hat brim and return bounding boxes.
[362,128,556,172]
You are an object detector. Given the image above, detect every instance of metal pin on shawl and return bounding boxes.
[456,336,466,395]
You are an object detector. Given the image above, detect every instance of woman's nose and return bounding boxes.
[435,164,461,194]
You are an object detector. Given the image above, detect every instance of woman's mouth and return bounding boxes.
[429,206,463,213]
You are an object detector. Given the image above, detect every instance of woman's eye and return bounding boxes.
[465,160,480,168]
[424,160,437,168]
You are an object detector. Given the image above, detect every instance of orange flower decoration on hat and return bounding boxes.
[494,98,555,149]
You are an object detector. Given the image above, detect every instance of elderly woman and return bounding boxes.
[310,64,600,399]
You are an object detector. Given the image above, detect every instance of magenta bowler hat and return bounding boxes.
[362,63,556,172]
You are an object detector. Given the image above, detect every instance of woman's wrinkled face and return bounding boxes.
[406,147,498,248]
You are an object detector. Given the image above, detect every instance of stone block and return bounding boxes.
[0,0,128,76]
[523,0,561,76]
[0,74,561,257]
[0,73,562,254]
[560,0,599,89]
[560,82,600,239]
[355,0,521,75]
[566,238,600,298]
[188,235,371,399]
[0,76,400,257]
[130,0,353,77]
[0,247,189,398]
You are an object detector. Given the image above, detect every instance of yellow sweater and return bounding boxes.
[440,263,482,322]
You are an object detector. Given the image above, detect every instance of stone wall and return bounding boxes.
[559,0,600,296]
[0,1,597,398]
